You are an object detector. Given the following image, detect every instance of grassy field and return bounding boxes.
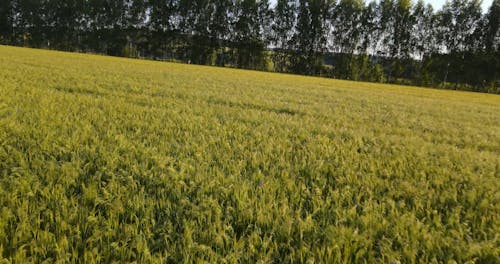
[0,45,499,263]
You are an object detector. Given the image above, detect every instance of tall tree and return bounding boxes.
[233,0,270,69]
[0,0,13,43]
[208,0,234,65]
[291,0,331,75]
[147,0,180,58]
[330,0,363,54]
[377,0,395,58]
[411,0,436,60]
[410,0,437,86]
[436,0,483,87]
[182,0,208,63]
[437,0,483,53]
[393,0,413,59]
[330,0,365,79]
[480,0,500,91]
[82,0,130,55]
[359,1,379,55]
[43,0,87,50]
[14,0,46,47]
[270,0,296,72]
[377,0,414,82]
[121,0,148,57]
[484,0,500,52]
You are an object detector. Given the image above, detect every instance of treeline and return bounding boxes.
[0,0,498,93]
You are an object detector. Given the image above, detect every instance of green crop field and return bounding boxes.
[0,45,499,263]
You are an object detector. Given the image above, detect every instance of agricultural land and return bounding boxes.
[0,45,499,263]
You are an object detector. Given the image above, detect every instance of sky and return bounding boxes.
[422,0,493,11]
[269,0,494,12]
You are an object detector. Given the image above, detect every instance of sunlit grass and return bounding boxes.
[0,45,499,263]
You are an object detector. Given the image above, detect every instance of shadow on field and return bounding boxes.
[208,97,302,117]
[53,85,106,96]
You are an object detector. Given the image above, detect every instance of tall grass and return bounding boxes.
[0,45,499,263]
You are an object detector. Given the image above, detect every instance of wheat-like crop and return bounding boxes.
[0,45,499,263]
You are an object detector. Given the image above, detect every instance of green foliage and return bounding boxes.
[0,46,499,263]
